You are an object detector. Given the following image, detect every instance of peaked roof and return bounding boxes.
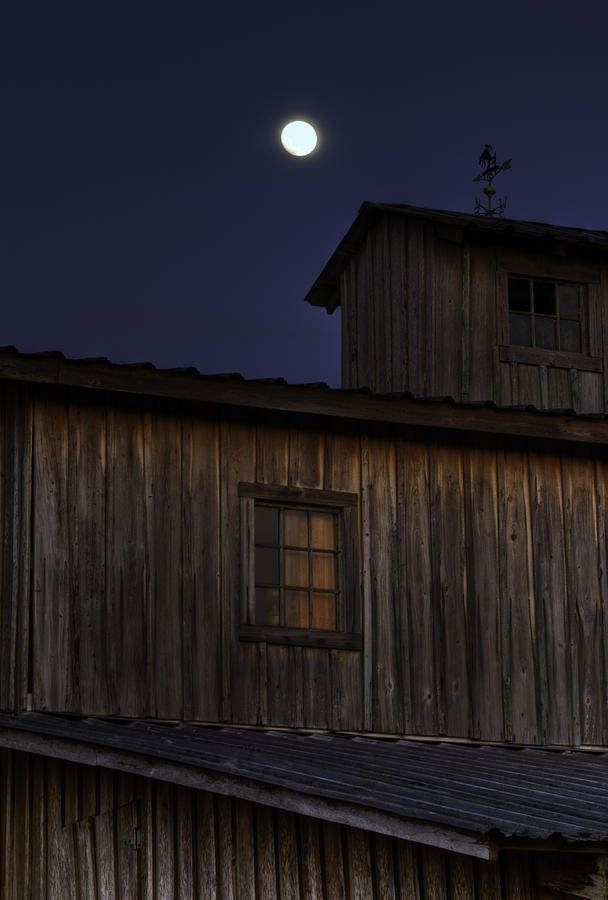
[305,202,608,313]
[2,712,608,860]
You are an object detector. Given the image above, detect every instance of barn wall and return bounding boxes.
[342,213,608,413]
[3,382,608,744]
[0,748,544,900]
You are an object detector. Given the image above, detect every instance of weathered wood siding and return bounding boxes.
[3,381,608,744]
[342,212,607,413]
[0,747,562,900]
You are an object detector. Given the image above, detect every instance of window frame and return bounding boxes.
[496,255,602,369]
[238,483,361,650]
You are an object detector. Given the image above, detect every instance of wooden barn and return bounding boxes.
[3,203,608,897]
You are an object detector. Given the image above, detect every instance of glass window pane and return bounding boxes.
[558,283,580,320]
[508,278,530,312]
[285,549,309,587]
[533,281,556,315]
[311,512,337,549]
[535,317,556,349]
[255,547,279,585]
[509,312,532,346]
[255,588,279,625]
[560,320,581,352]
[255,506,279,545]
[312,552,337,590]
[285,590,309,628]
[312,592,337,630]
[284,509,308,547]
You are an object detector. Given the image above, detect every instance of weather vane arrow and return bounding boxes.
[473,144,511,216]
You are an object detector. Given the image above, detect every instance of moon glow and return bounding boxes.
[280,121,318,157]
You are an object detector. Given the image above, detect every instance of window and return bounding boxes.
[239,484,360,649]
[508,276,583,352]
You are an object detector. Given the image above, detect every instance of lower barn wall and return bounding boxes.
[4,749,605,900]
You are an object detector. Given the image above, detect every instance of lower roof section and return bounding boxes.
[1,713,608,860]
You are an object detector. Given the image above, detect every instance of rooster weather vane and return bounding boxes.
[473,144,511,216]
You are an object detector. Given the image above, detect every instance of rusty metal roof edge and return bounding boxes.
[1,345,608,442]
[2,713,608,851]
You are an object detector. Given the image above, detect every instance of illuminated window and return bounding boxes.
[239,484,360,649]
[508,276,583,352]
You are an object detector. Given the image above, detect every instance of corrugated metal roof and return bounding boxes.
[2,345,608,446]
[305,201,608,312]
[2,712,608,845]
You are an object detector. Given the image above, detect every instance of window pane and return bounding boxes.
[285,549,309,587]
[533,281,556,315]
[284,509,308,547]
[508,278,530,312]
[255,588,279,625]
[509,312,532,346]
[285,590,309,628]
[311,512,337,550]
[312,592,337,630]
[535,317,556,349]
[560,320,581,352]
[559,283,580,320]
[255,547,279,585]
[312,552,337,590]
[255,506,279,545]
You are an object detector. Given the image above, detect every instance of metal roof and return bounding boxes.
[2,344,608,447]
[2,712,608,853]
[305,202,608,312]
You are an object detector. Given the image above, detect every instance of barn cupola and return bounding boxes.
[305,202,608,414]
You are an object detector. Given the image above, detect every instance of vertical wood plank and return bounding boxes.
[324,428,363,732]
[372,832,396,900]
[464,444,503,742]
[529,447,571,745]
[299,816,323,900]
[106,401,147,718]
[431,239,463,398]
[254,804,278,900]
[1,382,33,712]
[360,434,373,731]
[346,828,373,900]
[154,781,175,900]
[93,808,117,900]
[144,401,183,719]
[221,416,258,724]
[322,821,346,900]
[47,757,77,900]
[116,800,140,900]
[235,799,255,900]
[476,858,502,899]
[430,442,468,736]
[419,846,447,900]
[196,791,218,900]
[216,795,235,900]
[449,853,475,900]
[367,435,402,732]
[32,754,48,900]
[183,416,221,722]
[389,215,407,393]
[33,392,72,711]
[68,398,107,714]
[395,840,422,900]
[277,811,301,900]
[406,220,424,395]
[399,440,436,735]
[74,818,98,900]
[563,452,604,744]
[499,443,538,744]
[176,786,194,900]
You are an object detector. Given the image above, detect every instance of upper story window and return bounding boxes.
[508,276,583,352]
[239,483,361,649]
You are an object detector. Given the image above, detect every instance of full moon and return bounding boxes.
[280,121,318,157]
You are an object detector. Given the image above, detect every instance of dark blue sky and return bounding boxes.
[3,1,608,385]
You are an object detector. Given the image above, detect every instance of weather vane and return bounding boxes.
[473,144,511,216]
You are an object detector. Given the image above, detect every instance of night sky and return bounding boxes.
[3,1,608,386]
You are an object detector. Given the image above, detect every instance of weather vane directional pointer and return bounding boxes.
[473,144,511,216]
